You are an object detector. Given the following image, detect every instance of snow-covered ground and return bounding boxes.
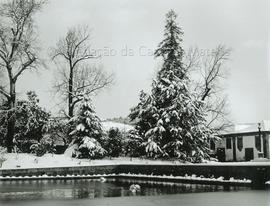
[1,153,270,170]
[0,153,188,169]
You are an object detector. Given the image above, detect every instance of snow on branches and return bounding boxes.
[129,10,214,162]
[69,96,105,159]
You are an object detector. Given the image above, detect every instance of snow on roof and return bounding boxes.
[101,121,134,132]
[262,120,270,131]
[227,120,270,134]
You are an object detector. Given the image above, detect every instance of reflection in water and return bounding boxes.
[0,178,250,202]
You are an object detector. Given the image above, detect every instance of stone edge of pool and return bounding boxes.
[2,164,269,186]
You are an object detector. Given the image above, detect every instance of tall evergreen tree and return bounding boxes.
[70,96,105,158]
[130,10,213,162]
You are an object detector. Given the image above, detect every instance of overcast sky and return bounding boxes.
[16,0,270,124]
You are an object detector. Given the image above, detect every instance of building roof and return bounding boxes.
[220,120,270,137]
[101,121,134,132]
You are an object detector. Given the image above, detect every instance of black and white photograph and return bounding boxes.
[0,0,269,205]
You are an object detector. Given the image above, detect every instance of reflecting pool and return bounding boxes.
[0,178,268,206]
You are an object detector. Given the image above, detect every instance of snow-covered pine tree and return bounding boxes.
[129,10,213,162]
[69,96,105,159]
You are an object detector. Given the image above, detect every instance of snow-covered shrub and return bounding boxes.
[0,146,6,167]
[0,102,8,147]
[30,143,44,156]
[78,137,106,159]
[42,118,69,142]
[125,130,144,157]
[0,117,7,147]
[15,91,50,152]
[145,139,163,158]
[104,128,123,158]
[0,92,50,152]
[30,135,55,157]
[69,97,106,159]
[42,118,70,154]
[64,143,79,157]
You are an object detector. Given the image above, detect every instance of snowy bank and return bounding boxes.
[1,153,270,170]
[0,153,189,169]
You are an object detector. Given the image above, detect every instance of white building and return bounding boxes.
[214,120,270,162]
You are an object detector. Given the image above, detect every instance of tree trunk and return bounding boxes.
[68,68,73,119]
[6,81,16,153]
[201,87,211,101]
[6,116,15,153]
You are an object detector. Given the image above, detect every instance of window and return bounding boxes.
[226,137,232,149]
[210,140,215,150]
[237,136,243,151]
[255,135,261,152]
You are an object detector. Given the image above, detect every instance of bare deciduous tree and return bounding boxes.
[0,0,45,152]
[185,45,232,133]
[51,26,114,118]
[53,64,114,118]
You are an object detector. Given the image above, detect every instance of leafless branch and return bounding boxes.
[185,45,232,133]
[0,86,10,99]
[51,26,114,117]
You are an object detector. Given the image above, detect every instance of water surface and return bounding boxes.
[0,178,268,206]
